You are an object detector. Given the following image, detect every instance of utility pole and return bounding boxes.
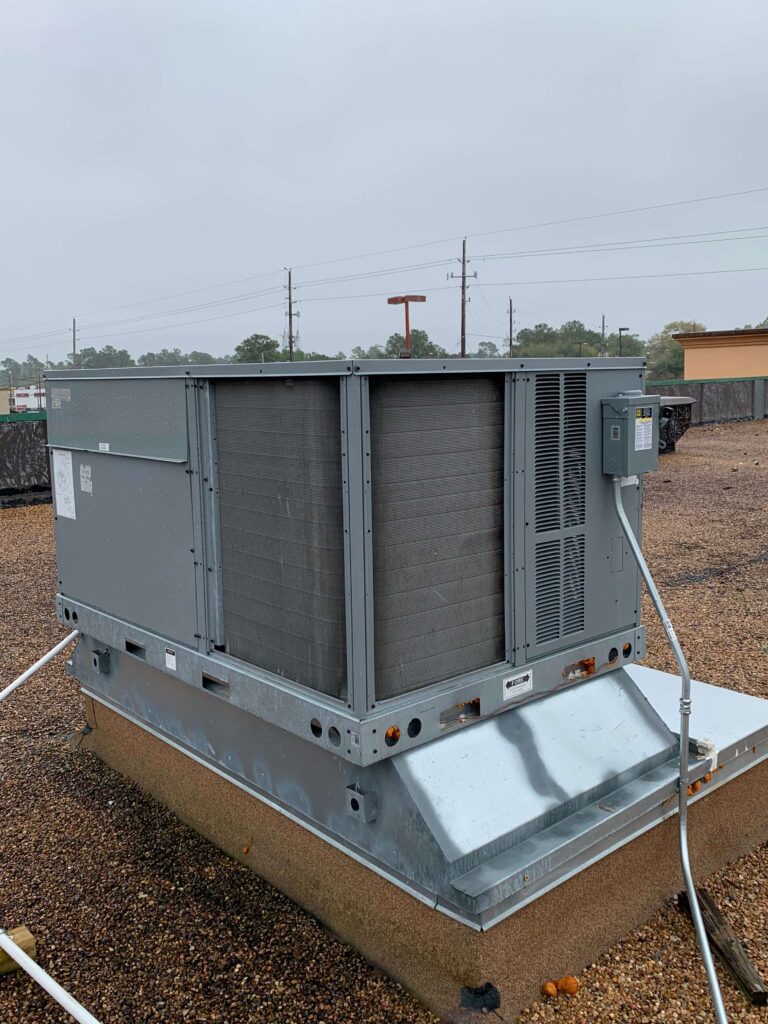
[507,297,514,357]
[286,269,298,361]
[601,314,605,356]
[72,318,77,368]
[449,238,477,357]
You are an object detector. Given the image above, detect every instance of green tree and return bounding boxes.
[473,340,502,358]
[75,345,135,368]
[601,332,645,357]
[646,320,704,380]
[351,343,386,359]
[138,348,187,366]
[233,333,281,362]
[514,321,607,358]
[187,350,226,364]
[756,315,768,328]
[353,330,449,359]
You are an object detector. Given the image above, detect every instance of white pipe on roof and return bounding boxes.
[0,930,103,1024]
[0,630,79,704]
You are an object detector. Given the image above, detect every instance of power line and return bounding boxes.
[289,184,768,269]
[4,262,768,353]
[15,224,767,346]
[475,227,768,262]
[2,182,765,338]
[477,265,768,287]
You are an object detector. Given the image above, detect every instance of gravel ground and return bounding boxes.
[1,419,767,1023]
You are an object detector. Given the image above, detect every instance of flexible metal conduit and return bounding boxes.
[612,477,728,1024]
[0,930,103,1024]
[0,630,79,704]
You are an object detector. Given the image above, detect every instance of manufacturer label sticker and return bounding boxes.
[98,442,110,452]
[634,406,653,451]
[79,464,92,494]
[165,648,177,671]
[50,387,71,409]
[502,669,533,702]
[52,449,76,520]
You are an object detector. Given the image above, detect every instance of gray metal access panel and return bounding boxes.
[48,359,647,768]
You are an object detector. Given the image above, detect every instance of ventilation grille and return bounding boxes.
[214,379,347,699]
[370,376,505,699]
[533,372,587,647]
[534,372,587,533]
[535,535,586,644]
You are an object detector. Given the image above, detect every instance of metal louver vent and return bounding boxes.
[562,535,586,634]
[534,375,561,532]
[534,536,586,644]
[535,540,561,644]
[533,371,587,647]
[534,372,586,533]
[563,374,587,528]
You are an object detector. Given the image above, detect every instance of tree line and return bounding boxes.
[3,316,767,387]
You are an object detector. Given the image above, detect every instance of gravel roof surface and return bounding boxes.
[1,419,767,1023]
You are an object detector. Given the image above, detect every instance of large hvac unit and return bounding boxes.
[47,358,687,928]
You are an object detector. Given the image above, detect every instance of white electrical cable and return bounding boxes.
[612,477,728,1024]
[0,930,103,1024]
[1,629,103,1023]
[0,630,79,704]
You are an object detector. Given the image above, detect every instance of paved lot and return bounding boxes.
[1,419,767,1023]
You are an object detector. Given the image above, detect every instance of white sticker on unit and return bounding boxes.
[634,408,653,451]
[98,442,110,452]
[165,647,177,671]
[502,669,533,702]
[50,387,71,410]
[79,464,93,494]
[52,449,76,520]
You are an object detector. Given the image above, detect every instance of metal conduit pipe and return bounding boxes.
[0,630,79,704]
[1,629,101,1023]
[612,477,728,1024]
[0,930,103,1024]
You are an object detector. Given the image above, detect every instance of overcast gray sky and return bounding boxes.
[2,0,767,362]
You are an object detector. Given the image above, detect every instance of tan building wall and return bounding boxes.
[0,388,10,415]
[674,328,768,380]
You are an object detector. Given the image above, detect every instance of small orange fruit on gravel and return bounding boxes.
[540,981,558,999]
[556,975,580,996]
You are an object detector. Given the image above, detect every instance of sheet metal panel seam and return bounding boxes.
[44,356,647,382]
[184,381,207,653]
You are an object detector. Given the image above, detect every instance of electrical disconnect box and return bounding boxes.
[602,392,660,477]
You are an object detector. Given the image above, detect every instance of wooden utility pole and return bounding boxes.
[71,318,77,368]
[508,297,514,356]
[601,314,605,355]
[287,269,296,361]
[449,238,477,357]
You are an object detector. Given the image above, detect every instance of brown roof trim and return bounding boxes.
[673,328,768,341]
